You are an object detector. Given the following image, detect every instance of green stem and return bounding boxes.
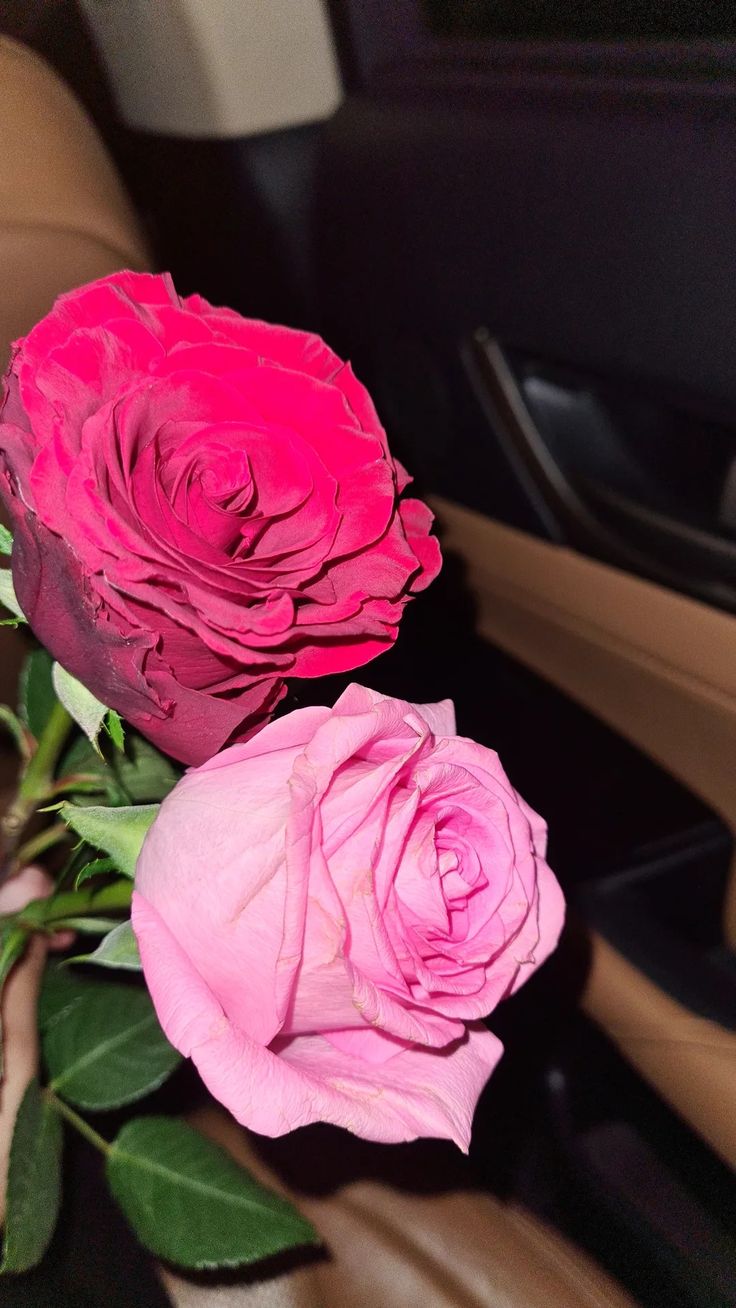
[0,700,73,880]
[14,878,132,932]
[44,1088,111,1156]
[14,821,68,868]
[19,701,73,803]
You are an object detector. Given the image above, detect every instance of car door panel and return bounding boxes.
[432,495,736,1165]
[315,24,736,1180]
[432,497,736,842]
[582,933,736,1170]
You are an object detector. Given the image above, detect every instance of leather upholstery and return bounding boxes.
[0,34,147,361]
[430,498,736,842]
[583,933,736,1170]
[0,34,148,743]
[163,1108,637,1308]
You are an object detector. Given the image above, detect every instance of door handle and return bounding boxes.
[464,329,736,612]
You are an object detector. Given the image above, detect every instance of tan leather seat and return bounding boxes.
[0,34,148,362]
[163,1108,637,1308]
[432,497,736,1171]
[0,35,148,753]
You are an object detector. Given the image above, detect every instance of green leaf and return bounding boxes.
[116,733,180,802]
[41,968,181,1111]
[60,731,180,806]
[59,802,159,878]
[19,648,57,740]
[39,959,83,1030]
[107,1117,317,1270]
[75,856,117,889]
[114,734,180,801]
[70,920,141,971]
[0,923,28,991]
[52,916,121,934]
[50,777,112,799]
[0,568,25,622]
[0,524,12,556]
[51,663,107,751]
[17,879,131,933]
[0,1079,63,1273]
[105,709,125,752]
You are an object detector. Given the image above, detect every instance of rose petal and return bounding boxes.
[133,889,500,1149]
[135,742,304,1047]
[0,271,441,766]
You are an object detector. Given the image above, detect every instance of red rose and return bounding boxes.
[0,272,440,763]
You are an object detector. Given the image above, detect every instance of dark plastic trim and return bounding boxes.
[465,330,736,612]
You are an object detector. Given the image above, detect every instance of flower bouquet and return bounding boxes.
[0,273,564,1275]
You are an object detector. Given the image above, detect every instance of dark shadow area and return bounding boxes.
[423,0,736,40]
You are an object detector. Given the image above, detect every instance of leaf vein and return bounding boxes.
[111,1150,289,1217]
[50,1013,158,1092]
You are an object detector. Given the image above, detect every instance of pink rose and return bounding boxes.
[132,684,564,1148]
[0,272,440,764]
